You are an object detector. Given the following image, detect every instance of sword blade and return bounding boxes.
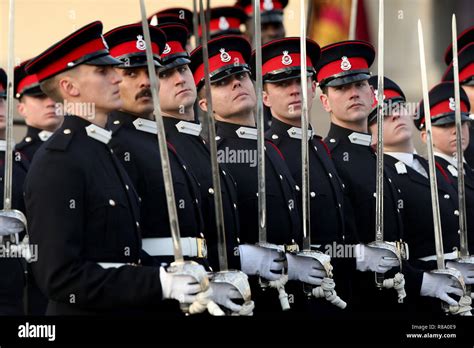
[3,0,15,211]
[139,0,183,263]
[254,0,267,244]
[199,0,228,271]
[375,0,384,244]
[451,14,469,258]
[349,0,358,40]
[418,20,445,270]
[300,0,311,251]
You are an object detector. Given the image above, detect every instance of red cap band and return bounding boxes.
[317,57,368,82]
[161,40,186,59]
[17,74,39,95]
[109,40,159,58]
[198,17,241,36]
[193,50,245,85]
[262,52,312,76]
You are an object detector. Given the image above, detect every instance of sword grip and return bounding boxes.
[375,272,385,289]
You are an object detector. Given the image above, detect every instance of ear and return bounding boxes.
[319,92,332,113]
[262,89,271,108]
[198,96,208,112]
[58,76,80,98]
[17,102,27,118]
[310,80,317,101]
[420,130,427,144]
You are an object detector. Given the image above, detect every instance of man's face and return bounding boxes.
[261,22,285,44]
[462,84,474,113]
[201,71,256,119]
[116,67,156,116]
[18,94,62,132]
[0,98,5,131]
[369,103,413,147]
[263,77,316,125]
[423,121,470,156]
[72,65,123,114]
[320,80,374,126]
[158,64,196,115]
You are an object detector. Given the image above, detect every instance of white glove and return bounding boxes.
[354,244,399,273]
[420,272,464,306]
[210,281,243,313]
[446,261,474,285]
[159,266,206,303]
[0,216,24,236]
[287,253,326,286]
[239,244,285,281]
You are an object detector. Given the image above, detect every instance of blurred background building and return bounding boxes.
[1,0,473,152]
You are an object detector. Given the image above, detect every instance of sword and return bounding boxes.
[192,0,200,47]
[451,14,472,297]
[1,0,27,238]
[194,0,253,315]
[367,0,406,303]
[418,19,470,315]
[139,0,212,314]
[297,0,346,309]
[253,0,289,311]
[348,0,358,40]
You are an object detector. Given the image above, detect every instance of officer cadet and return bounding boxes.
[148,7,194,52]
[198,6,248,40]
[104,23,207,269]
[14,60,63,162]
[443,26,474,167]
[191,34,301,313]
[0,68,28,315]
[415,82,474,285]
[254,37,357,315]
[154,23,241,272]
[368,76,465,315]
[317,41,409,315]
[235,0,288,44]
[24,21,211,315]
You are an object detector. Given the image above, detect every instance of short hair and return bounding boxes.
[320,85,329,95]
[39,75,63,103]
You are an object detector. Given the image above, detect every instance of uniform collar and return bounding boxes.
[327,123,372,147]
[269,117,314,140]
[85,124,112,144]
[25,126,53,142]
[216,121,257,140]
[176,120,202,136]
[132,117,158,134]
[385,152,414,168]
[61,115,111,144]
[435,151,465,168]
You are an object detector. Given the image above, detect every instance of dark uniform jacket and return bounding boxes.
[15,126,53,162]
[325,123,417,315]
[216,120,301,246]
[384,153,462,315]
[107,111,205,268]
[266,118,357,314]
[0,143,29,315]
[163,116,240,271]
[216,120,301,314]
[435,154,474,253]
[24,115,165,315]
[464,126,474,168]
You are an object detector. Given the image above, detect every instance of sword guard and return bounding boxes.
[210,270,252,302]
[0,209,28,236]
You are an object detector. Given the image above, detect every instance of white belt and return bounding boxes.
[142,237,207,258]
[418,250,458,262]
[97,262,128,269]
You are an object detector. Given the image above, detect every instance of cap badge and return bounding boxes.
[449,97,456,111]
[281,51,292,66]
[263,0,274,11]
[219,16,230,30]
[136,35,146,51]
[374,89,385,102]
[101,35,109,50]
[163,43,171,54]
[220,48,231,63]
[340,56,351,71]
